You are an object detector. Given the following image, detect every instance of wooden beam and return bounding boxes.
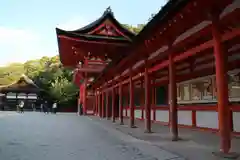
[149,28,240,73]
[154,59,240,86]
[58,35,128,46]
[91,28,239,89]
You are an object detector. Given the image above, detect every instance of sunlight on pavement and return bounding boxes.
[0,111,19,118]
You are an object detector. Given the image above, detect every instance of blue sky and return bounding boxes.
[0,0,167,66]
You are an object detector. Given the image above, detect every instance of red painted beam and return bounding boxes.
[149,28,240,74]
[154,59,240,86]
[58,35,128,46]
[77,67,104,73]
[154,48,240,79]
[92,28,239,89]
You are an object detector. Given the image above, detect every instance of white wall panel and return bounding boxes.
[127,109,130,117]
[155,110,169,122]
[134,110,142,119]
[196,111,218,129]
[233,112,240,132]
[178,111,192,125]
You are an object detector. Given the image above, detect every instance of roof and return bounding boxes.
[88,0,190,89]
[56,7,137,68]
[56,28,132,44]
[0,74,41,93]
[58,7,135,39]
[56,7,135,42]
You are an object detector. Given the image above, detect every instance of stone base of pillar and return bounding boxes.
[130,125,137,128]
[171,137,181,141]
[212,152,239,159]
[144,130,153,134]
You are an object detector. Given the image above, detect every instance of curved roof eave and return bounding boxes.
[88,0,190,89]
[56,28,132,43]
[56,7,136,40]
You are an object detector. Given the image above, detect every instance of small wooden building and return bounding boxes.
[0,75,42,111]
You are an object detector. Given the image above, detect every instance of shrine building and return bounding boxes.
[0,75,42,111]
[56,0,239,155]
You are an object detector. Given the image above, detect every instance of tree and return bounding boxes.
[24,56,78,105]
[122,24,145,34]
[0,63,24,85]
[50,77,78,103]
[0,55,78,106]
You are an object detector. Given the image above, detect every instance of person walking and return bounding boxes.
[79,103,83,115]
[32,103,36,112]
[43,101,49,114]
[52,102,57,114]
[40,104,43,112]
[19,101,24,113]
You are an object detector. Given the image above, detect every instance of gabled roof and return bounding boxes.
[88,0,191,89]
[56,28,131,43]
[56,7,136,68]
[56,7,135,41]
[0,74,41,92]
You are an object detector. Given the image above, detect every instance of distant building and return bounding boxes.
[0,74,42,111]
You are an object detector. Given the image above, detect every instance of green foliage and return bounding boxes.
[27,56,78,104]
[50,77,78,103]
[0,63,24,85]
[0,55,78,105]
[122,24,145,34]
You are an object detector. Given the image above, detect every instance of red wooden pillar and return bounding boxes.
[152,79,156,121]
[140,79,144,119]
[95,92,98,115]
[93,93,96,115]
[83,80,87,115]
[119,83,124,125]
[106,91,110,119]
[78,93,81,115]
[101,92,105,118]
[169,53,178,141]
[144,60,151,132]
[129,69,135,128]
[212,16,231,154]
[95,93,98,115]
[98,92,101,117]
[112,88,116,122]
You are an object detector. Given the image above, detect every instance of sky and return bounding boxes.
[0,0,167,66]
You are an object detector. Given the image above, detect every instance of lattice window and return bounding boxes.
[228,71,240,98]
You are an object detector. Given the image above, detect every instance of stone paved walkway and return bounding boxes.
[89,116,240,160]
[0,112,184,160]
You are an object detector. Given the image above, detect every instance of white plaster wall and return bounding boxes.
[233,112,240,132]
[127,109,130,117]
[123,109,127,116]
[134,110,142,119]
[155,110,169,122]
[178,111,192,126]
[196,111,218,129]
[151,110,154,121]
[87,110,94,114]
